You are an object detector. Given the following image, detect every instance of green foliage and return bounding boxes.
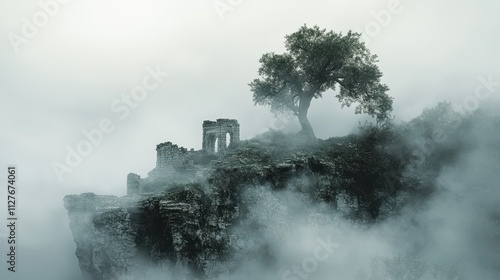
[402,101,474,188]
[249,25,393,135]
[209,124,415,219]
[321,122,415,217]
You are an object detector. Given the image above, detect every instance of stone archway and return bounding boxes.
[202,119,240,154]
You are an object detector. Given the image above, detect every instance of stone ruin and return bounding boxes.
[202,119,240,154]
[156,141,190,170]
[127,119,240,195]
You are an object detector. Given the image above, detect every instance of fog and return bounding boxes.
[117,112,500,280]
[1,0,500,279]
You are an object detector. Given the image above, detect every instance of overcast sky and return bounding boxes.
[1,0,500,279]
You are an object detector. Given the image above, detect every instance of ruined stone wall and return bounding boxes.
[202,119,240,154]
[156,142,189,169]
[127,119,240,195]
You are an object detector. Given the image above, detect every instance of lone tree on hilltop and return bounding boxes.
[249,25,393,138]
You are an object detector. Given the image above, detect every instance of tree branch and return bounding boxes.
[286,103,299,115]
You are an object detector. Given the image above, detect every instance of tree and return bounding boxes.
[249,25,393,138]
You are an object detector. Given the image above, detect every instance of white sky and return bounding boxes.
[0,0,500,279]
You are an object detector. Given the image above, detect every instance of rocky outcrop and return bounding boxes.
[65,185,237,280]
[64,193,138,280]
[64,109,500,279]
[64,128,418,279]
[64,150,342,279]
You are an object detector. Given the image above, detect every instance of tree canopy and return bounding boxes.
[249,25,393,137]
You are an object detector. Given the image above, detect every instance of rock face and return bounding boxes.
[65,185,236,280]
[64,194,138,280]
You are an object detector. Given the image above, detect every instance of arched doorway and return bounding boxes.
[226,133,231,147]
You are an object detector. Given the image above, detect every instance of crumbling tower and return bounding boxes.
[202,119,240,154]
[156,141,189,170]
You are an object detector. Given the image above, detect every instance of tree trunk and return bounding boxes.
[297,95,316,138]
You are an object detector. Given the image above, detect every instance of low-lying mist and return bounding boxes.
[116,103,500,280]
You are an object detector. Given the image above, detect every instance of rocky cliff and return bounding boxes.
[64,124,421,279]
[65,105,496,279]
